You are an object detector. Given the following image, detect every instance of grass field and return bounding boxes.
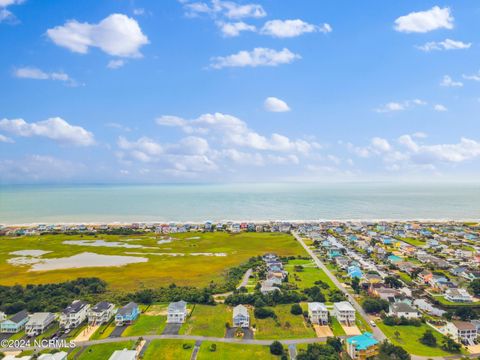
[285,259,336,290]
[397,237,426,247]
[254,304,315,339]
[91,321,116,340]
[377,322,465,357]
[0,232,306,291]
[330,317,345,336]
[142,340,194,360]
[122,314,166,337]
[71,341,135,360]
[179,304,231,337]
[197,342,278,360]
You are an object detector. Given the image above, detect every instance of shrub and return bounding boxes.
[270,341,284,355]
[290,303,303,315]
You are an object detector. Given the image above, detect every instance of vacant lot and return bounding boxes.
[72,341,135,360]
[285,259,336,290]
[254,304,315,339]
[142,340,194,360]
[377,322,466,357]
[197,342,277,360]
[180,304,231,337]
[0,232,305,291]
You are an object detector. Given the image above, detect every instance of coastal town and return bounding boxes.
[0,221,479,360]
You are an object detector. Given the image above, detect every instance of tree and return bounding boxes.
[296,343,340,360]
[394,330,401,339]
[351,277,360,294]
[469,279,480,296]
[377,341,411,360]
[362,298,389,314]
[290,303,303,315]
[326,337,342,353]
[384,276,403,289]
[419,330,437,347]
[455,307,476,321]
[254,307,276,319]
[441,337,461,353]
[270,341,284,355]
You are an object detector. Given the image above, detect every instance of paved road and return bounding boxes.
[191,340,202,360]
[291,231,386,342]
[288,344,297,360]
[237,268,252,289]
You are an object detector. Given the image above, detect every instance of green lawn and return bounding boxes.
[122,314,166,337]
[285,259,336,290]
[254,304,315,339]
[72,341,135,360]
[0,232,306,291]
[90,321,116,340]
[198,342,278,360]
[330,317,345,336]
[377,322,465,356]
[397,237,426,247]
[142,340,194,360]
[179,304,230,337]
[36,323,59,341]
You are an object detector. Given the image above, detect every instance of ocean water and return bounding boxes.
[0,182,479,224]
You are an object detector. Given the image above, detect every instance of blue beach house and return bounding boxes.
[347,332,379,359]
[0,310,29,333]
[347,265,363,279]
[115,302,140,326]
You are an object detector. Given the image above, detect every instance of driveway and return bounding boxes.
[109,325,127,338]
[225,327,253,340]
[162,323,182,335]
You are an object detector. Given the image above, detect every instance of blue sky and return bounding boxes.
[1,0,480,183]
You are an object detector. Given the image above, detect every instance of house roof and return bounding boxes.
[38,352,68,360]
[233,305,249,317]
[27,312,54,324]
[308,302,327,311]
[452,321,476,331]
[91,301,114,312]
[168,300,187,312]
[108,349,137,360]
[347,332,379,350]
[117,302,138,316]
[62,300,88,315]
[391,303,417,313]
[334,301,355,311]
[9,310,29,324]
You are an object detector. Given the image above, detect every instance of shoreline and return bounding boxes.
[1,218,479,227]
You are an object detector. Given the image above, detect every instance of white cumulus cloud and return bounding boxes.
[260,19,331,38]
[264,97,291,112]
[210,47,301,69]
[440,75,463,87]
[217,21,255,37]
[13,67,78,86]
[434,104,448,112]
[416,38,471,52]
[375,99,426,113]
[0,117,95,146]
[183,0,266,19]
[394,6,453,33]
[46,13,149,58]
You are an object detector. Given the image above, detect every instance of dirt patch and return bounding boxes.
[341,324,361,336]
[74,324,99,342]
[313,324,333,337]
[467,344,480,354]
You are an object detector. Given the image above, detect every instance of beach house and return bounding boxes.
[60,300,90,330]
[25,312,56,336]
[333,302,356,325]
[37,352,68,360]
[307,302,328,325]
[88,302,116,325]
[108,349,137,360]
[232,305,250,328]
[444,321,478,345]
[167,301,188,324]
[445,288,473,303]
[389,303,420,319]
[346,332,379,360]
[0,310,29,333]
[115,302,140,326]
